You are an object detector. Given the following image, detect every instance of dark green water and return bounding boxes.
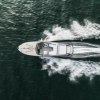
[0,0,100,100]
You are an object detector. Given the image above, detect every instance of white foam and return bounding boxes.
[42,19,100,41]
[42,57,100,82]
[40,19,100,82]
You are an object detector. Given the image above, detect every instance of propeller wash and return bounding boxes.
[41,19,100,82]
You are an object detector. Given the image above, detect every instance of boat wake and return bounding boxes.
[41,57,100,82]
[40,19,100,82]
[42,19,100,41]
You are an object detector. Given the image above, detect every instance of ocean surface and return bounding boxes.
[0,0,100,100]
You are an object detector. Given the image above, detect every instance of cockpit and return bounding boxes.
[36,42,57,55]
[36,42,73,56]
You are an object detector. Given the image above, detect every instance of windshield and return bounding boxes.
[36,42,53,55]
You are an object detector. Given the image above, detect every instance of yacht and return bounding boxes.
[18,41,100,58]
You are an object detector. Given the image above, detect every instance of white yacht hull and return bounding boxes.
[18,41,100,58]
